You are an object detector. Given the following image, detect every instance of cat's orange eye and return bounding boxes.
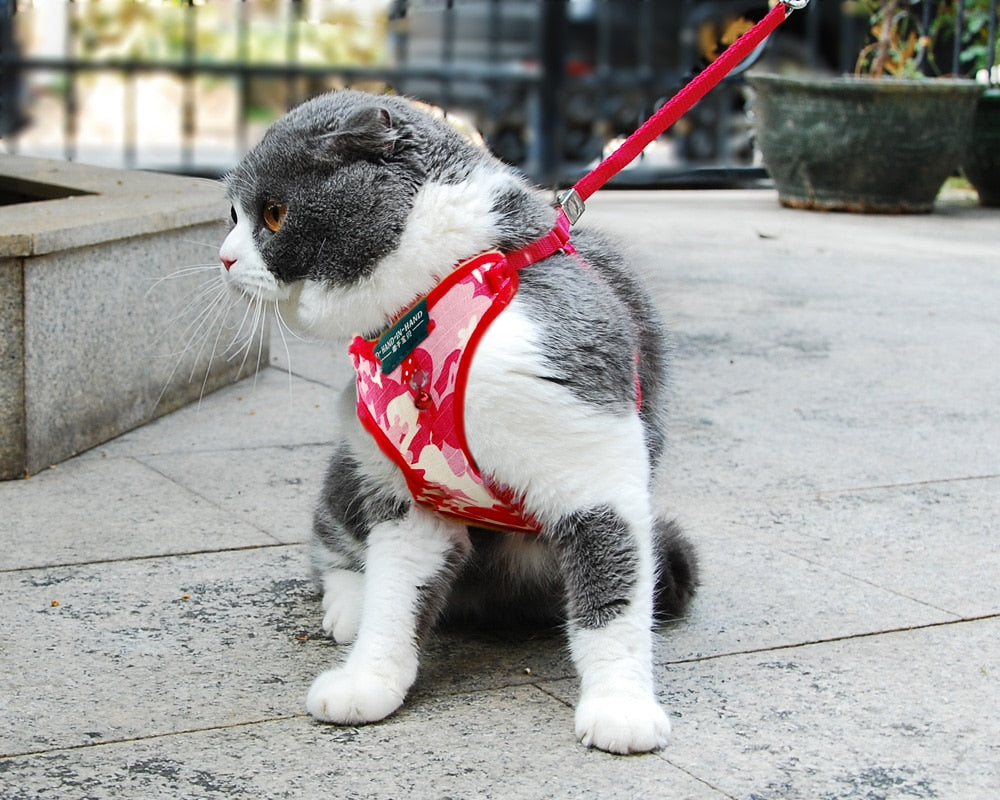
[263,202,287,233]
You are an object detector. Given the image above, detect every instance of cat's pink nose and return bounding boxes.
[221,257,235,272]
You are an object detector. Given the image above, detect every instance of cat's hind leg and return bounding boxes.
[307,506,470,725]
[319,569,365,643]
[548,502,670,755]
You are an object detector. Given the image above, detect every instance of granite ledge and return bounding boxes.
[0,154,226,257]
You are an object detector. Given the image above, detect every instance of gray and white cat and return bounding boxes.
[219,90,697,754]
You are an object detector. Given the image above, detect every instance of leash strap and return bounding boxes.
[470,2,804,274]
[504,207,573,271]
[560,0,804,221]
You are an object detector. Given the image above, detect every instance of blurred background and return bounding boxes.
[0,1,992,187]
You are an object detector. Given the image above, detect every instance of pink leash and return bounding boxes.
[506,0,804,270]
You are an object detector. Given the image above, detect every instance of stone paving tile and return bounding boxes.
[662,617,1000,800]
[140,443,331,546]
[545,617,999,800]
[729,478,1000,619]
[80,369,340,461]
[0,544,579,758]
[0,456,280,570]
[650,525,954,664]
[666,360,1000,499]
[1,546,315,755]
[664,332,1000,497]
[1,517,949,758]
[584,190,997,265]
[661,479,998,638]
[0,687,726,800]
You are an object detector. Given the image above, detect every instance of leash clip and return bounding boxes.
[557,188,586,225]
[781,0,810,10]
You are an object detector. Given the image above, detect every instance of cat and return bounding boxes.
[218,89,698,754]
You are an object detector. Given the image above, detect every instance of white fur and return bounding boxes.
[219,206,291,302]
[286,168,543,341]
[307,507,470,724]
[464,299,652,522]
[320,569,365,643]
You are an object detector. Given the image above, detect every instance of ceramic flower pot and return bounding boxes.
[963,88,1000,207]
[747,74,983,213]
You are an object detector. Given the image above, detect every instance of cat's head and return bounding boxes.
[219,90,502,339]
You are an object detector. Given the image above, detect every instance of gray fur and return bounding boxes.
[549,505,639,629]
[312,445,408,555]
[225,89,697,635]
[228,91,487,289]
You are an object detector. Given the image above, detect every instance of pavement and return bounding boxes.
[2,189,998,799]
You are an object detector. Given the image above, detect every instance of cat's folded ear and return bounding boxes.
[319,106,399,162]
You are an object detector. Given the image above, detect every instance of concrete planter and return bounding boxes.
[964,89,1000,207]
[1,156,267,479]
[748,74,983,213]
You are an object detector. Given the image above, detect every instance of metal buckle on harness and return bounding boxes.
[557,188,586,226]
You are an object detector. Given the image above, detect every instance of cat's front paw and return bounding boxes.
[306,667,405,725]
[320,570,364,643]
[575,693,672,754]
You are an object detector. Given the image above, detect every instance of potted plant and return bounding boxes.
[961,0,1000,205]
[748,0,984,213]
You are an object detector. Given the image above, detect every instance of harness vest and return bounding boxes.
[349,249,545,533]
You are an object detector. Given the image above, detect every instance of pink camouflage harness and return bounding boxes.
[350,215,575,533]
[349,3,801,532]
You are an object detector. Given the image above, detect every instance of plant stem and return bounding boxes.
[870,0,902,78]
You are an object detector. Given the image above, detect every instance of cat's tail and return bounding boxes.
[652,518,699,623]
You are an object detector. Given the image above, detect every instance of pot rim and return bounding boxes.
[746,72,984,95]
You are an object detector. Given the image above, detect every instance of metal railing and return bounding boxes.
[1,1,996,187]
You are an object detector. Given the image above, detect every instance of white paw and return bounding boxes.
[306,667,406,725]
[575,693,672,754]
[320,570,364,643]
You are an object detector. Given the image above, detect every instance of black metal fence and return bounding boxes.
[1,1,997,187]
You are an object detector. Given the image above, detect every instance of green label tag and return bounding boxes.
[374,298,429,374]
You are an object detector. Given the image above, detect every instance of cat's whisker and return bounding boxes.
[272,300,309,343]
[162,282,231,359]
[181,238,223,250]
[249,295,271,380]
[151,283,232,413]
[154,278,231,346]
[270,299,295,400]
[145,263,218,296]
[153,272,225,329]
[188,288,237,385]
[158,262,218,279]
[229,295,260,374]
[152,288,228,369]
[182,174,228,193]
[194,289,245,407]
[250,296,270,391]
[224,290,265,366]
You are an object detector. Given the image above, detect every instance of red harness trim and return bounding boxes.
[350,251,544,533]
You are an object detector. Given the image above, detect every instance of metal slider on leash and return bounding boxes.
[555,0,809,229]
